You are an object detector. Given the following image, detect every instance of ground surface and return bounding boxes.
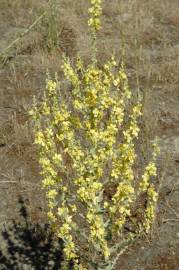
[0,0,179,269]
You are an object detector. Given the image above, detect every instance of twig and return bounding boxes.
[0,181,18,183]
[162,218,179,223]
[108,236,136,270]
[0,12,46,61]
[165,201,179,219]
[0,0,53,63]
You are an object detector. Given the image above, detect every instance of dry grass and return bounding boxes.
[0,0,179,268]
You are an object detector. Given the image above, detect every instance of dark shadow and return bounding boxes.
[0,196,64,270]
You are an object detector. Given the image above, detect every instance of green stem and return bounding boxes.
[91,31,97,67]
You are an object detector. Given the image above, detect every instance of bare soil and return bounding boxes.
[0,0,179,269]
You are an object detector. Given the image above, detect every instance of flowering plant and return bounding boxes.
[29,1,159,269]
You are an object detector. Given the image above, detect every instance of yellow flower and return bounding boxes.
[113,79,119,86]
[148,185,158,202]
[46,189,58,199]
[29,0,160,263]
[70,204,77,213]
[74,99,83,110]
[46,79,57,95]
[42,177,55,187]
[52,153,62,165]
[146,163,157,176]
[47,211,56,222]
[88,0,102,32]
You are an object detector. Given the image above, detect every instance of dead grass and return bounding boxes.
[0,0,47,26]
[0,0,179,268]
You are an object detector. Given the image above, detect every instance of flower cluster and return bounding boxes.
[88,0,102,32]
[30,77,78,261]
[29,0,159,269]
[139,142,160,233]
[30,57,159,268]
[109,103,142,232]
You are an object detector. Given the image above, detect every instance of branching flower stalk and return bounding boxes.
[29,1,159,269]
[88,0,102,66]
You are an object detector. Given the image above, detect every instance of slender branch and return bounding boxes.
[0,181,18,183]
[0,0,53,62]
[162,218,179,223]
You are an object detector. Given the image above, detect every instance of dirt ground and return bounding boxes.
[0,0,179,269]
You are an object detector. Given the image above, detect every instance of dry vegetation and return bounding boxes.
[0,0,179,269]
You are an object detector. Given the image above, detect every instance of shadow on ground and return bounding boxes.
[0,197,64,270]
